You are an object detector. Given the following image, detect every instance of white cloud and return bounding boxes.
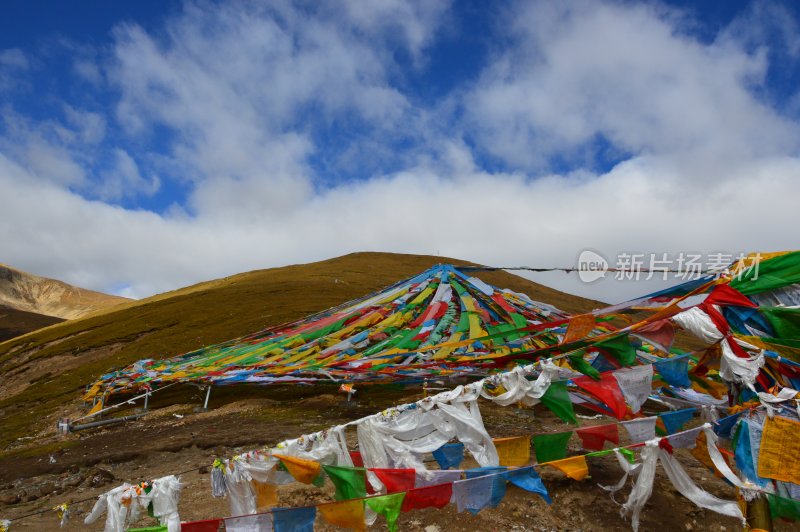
[1,0,800,306]
[464,1,800,179]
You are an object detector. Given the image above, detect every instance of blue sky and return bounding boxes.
[1,0,800,302]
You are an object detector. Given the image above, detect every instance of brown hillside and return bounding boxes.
[0,263,128,320]
[0,252,602,449]
[0,305,64,342]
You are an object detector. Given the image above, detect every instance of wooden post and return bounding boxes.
[746,494,773,532]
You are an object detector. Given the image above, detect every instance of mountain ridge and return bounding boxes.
[0,263,128,320]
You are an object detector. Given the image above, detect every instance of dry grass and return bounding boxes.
[0,252,603,449]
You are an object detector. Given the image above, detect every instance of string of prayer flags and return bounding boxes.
[372,469,415,494]
[595,333,637,367]
[223,513,273,532]
[504,467,552,503]
[432,442,465,470]
[273,455,322,485]
[574,373,628,420]
[653,355,691,388]
[660,408,696,435]
[575,424,619,451]
[539,380,578,424]
[543,456,590,481]
[465,467,508,509]
[621,417,657,444]
[494,435,531,467]
[366,493,405,532]
[273,506,316,532]
[613,364,654,413]
[319,499,366,532]
[323,465,367,501]
[400,483,453,512]
[758,415,800,484]
[533,431,572,464]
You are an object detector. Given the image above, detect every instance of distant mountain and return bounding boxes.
[0,263,128,320]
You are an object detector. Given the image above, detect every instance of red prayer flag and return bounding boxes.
[350,451,364,467]
[575,424,619,451]
[574,373,628,420]
[704,284,757,308]
[372,468,416,494]
[181,519,222,532]
[401,483,453,512]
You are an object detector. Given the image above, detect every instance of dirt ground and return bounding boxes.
[0,391,786,531]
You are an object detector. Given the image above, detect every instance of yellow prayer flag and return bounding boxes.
[82,384,101,401]
[319,499,366,531]
[251,480,278,511]
[273,454,322,484]
[494,436,531,467]
[544,456,589,481]
[758,416,800,485]
[87,398,105,416]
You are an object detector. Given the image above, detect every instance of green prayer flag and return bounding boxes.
[595,334,636,366]
[768,493,800,522]
[323,465,367,500]
[532,431,572,464]
[539,380,578,424]
[127,527,167,532]
[731,251,800,295]
[366,492,406,532]
[568,351,600,379]
[761,307,800,340]
[618,448,636,464]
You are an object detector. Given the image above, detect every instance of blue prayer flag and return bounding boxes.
[273,506,316,532]
[660,408,695,434]
[433,442,465,470]
[653,355,691,388]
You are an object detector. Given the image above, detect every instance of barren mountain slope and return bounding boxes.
[0,263,128,320]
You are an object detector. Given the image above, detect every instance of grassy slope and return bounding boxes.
[0,306,64,342]
[0,252,603,448]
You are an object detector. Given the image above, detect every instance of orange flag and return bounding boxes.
[494,436,531,467]
[758,415,800,485]
[251,480,278,511]
[544,456,589,481]
[273,454,322,484]
[563,314,596,344]
[319,499,366,531]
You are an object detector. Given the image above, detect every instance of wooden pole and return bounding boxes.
[746,494,773,532]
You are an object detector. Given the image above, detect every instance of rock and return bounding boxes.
[684,523,693,531]
[0,493,20,505]
[86,467,115,488]
[424,526,441,532]
[198,465,209,474]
